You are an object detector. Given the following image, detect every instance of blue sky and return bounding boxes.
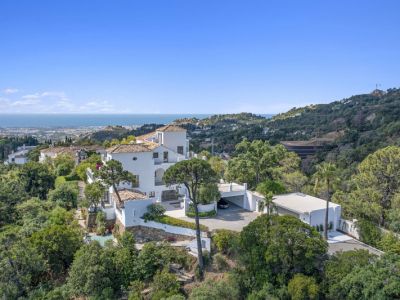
[1,0,399,114]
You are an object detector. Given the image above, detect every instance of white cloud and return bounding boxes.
[2,88,19,94]
[1,90,118,113]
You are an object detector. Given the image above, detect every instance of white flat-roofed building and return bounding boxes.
[5,145,36,165]
[272,193,341,231]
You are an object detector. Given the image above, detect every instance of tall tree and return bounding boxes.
[238,215,327,293]
[84,182,106,210]
[314,162,338,240]
[256,179,286,215]
[163,158,218,279]
[225,139,302,189]
[349,146,400,227]
[95,159,136,208]
[19,162,55,200]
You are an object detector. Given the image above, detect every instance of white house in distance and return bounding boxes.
[88,124,189,230]
[39,145,106,165]
[4,145,36,165]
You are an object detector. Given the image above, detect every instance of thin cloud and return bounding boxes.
[2,88,19,94]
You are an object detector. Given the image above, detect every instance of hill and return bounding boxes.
[182,88,400,172]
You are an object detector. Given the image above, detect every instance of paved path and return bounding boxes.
[166,204,259,232]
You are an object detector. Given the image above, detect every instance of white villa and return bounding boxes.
[218,182,342,232]
[4,145,36,165]
[86,124,342,236]
[88,125,189,230]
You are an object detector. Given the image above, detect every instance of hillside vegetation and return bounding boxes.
[183,88,400,171]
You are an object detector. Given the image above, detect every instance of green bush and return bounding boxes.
[143,203,166,221]
[357,219,382,247]
[55,176,66,188]
[213,253,229,271]
[287,274,319,300]
[154,215,208,231]
[186,207,216,218]
[96,211,107,235]
[213,229,239,255]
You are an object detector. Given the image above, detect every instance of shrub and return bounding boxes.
[189,278,239,299]
[213,229,239,255]
[154,215,208,231]
[96,211,107,235]
[287,274,319,300]
[213,253,229,271]
[55,176,66,188]
[186,206,216,218]
[143,203,166,221]
[202,250,211,266]
[151,271,181,300]
[357,219,382,247]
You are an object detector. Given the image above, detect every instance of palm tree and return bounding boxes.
[256,179,285,215]
[314,162,338,240]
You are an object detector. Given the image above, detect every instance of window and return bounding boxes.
[149,191,155,198]
[153,152,159,159]
[177,146,184,155]
[132,175,139,188]
[163,151,168,162]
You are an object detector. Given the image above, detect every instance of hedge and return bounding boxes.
[186,210,217,218]
[153,215,209,232]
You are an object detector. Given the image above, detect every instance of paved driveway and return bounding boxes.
[166,204,259,232]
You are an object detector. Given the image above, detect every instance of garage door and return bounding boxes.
[223,195,244,208]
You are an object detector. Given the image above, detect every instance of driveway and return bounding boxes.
[166,203,259,232]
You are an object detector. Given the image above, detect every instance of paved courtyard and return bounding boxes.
[165,203,383,255]
[165,203,259,232]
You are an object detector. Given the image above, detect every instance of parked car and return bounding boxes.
[217,198,229,209]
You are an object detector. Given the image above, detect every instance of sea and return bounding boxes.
[0,113,273,128]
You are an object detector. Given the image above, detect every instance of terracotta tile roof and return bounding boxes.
[40,145,104,154]
[136,131,157,140]
[106,144,153,153]
[156,125,186,132]
[114,189,147,201]
[142,141,159,150]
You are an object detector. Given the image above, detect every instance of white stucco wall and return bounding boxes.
[117,198,156,227]
[309,206,341,231]
[158,131,188,158]
[107,151,155,195]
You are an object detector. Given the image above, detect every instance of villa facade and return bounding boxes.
[88,125,189,229]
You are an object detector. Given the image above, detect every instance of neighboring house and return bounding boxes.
[281,139,333,159]
[218,183,342,232]
[4,145,36,165]
[88,124,189,230]
[272,193,341,231]
[39,146,106,164]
